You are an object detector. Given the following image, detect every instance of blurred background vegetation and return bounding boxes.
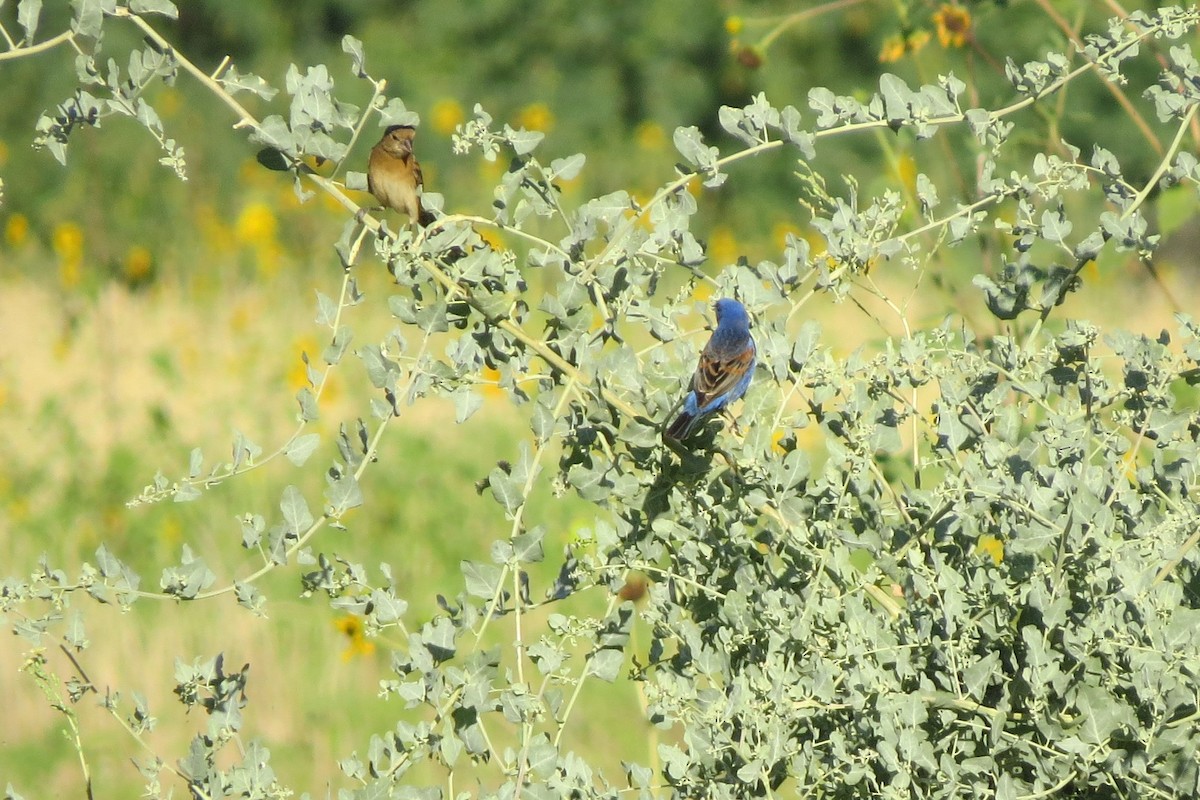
[1,0,1194,794]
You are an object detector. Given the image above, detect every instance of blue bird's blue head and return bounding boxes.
[713,298,750,331]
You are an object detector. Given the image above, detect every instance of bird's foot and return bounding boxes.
[722,409,744,437]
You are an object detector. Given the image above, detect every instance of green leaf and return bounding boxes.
[1040,207,1072,243]
[280,486,314,533]
[71,0,107,37]
[462,560,503,599]
[95,544,124,578]
[17,0,41,41]
[506,126,544,155]
[510,528,545,564]
[377,98,418,128]
[240,515,264,549]
[160,546,215,599]
[587,647,624,682]
[188,447,203,478]
[325,475,363,515]
[129,0,177,17]
[231,429,263,469]
[323,326,353,366]
[525,734,557,779]
[172,484,201,503]
[315,291,337,326]
[487,466,523,515]
[359,344,400,391]
[367,587,407,624]
[342,35,366,78]
[422,617,456,661]
[1076,684,1131,745]
[234,582,265,616]
[64,610,88,650]
[452,387,483,423]
[221,66,276,99]
[296,387,319,421]
[549,153,585,180]
[283,434,320,466]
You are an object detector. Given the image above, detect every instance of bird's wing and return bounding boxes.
[366,150,382,196]
[692,341,755,408]
[412,156,424,190]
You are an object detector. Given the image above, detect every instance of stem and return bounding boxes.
[331,77,388,181]
[552,589,622,749]
[1121,103,1198,221]
[755,0,871,51]
[0,29,75,61]
[474,373,576,646]
[115,9,259,130]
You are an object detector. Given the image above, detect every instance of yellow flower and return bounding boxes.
[53,221,84,289]
[159,516,183,547]
[894,153,918,195]
[477,226,504,250]
[517,102,554,133]
[53,221,84,261]
[235,202,277,246]
[772,221,803,252]
[478,157,506,184]
[880,29,932,63]
[724,16,743,36]
[335,615,376,661]
[7,494,29,523]
[288,336,320,392]
[157,87,182,118]
[908,29,931,53]
[933,4,971,48]
[480,365,505,398]
[431,98,465,136]
[879,35,907,64]
[123,245,154,285]
[232,201,284,279]
[977,534,1004,564]
[5,213,28,247]
[53,332,72,360]
[635,120,666,151]
[707,225,738,266]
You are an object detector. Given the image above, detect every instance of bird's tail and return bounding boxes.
[665,411,697,441]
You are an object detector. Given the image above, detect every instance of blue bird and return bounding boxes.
[665,298,757,441]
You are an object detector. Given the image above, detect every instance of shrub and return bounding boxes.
[4,2,1200,798]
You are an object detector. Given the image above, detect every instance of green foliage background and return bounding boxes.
[2,1,1200,798]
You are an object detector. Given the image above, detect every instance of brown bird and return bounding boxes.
[367,124,434,227]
